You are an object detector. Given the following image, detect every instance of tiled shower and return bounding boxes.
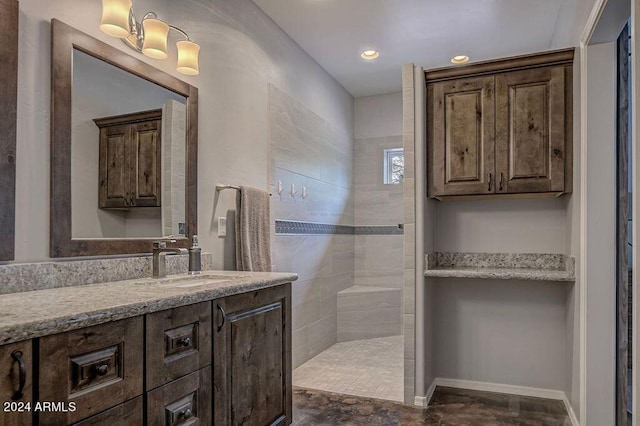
[268,85,405,400]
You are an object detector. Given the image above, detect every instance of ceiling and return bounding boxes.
[252,0,568,97]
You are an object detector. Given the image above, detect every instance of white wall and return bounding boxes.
[433,278,567,390]
[434,198,567,253]
[353,92,404,291]
[354,92,403,139]
[14,0,353,262]
[584,40,616,426]
[268,85,354,367]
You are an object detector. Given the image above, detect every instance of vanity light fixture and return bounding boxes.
[451,55,470,64]
[361,50,380,60]
[100,0,200,75]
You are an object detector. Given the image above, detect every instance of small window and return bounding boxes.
[383,148,404,184]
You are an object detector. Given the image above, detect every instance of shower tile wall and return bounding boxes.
[354,136,404,290]
[268,85,355,368]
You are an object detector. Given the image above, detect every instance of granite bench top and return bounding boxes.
[0,270,298,345]
[424,252,575,282]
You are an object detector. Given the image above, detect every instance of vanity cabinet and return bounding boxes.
[427,49,574,199]
[38,317,144,424]
[95,109,162,209]
[0,341,32,426]
[147,367,212,425]
[214,284,292,426]
[0,282,293,425]
[146,301,212,390]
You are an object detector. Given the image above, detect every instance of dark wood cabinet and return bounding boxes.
[429,75,495,196]
[95,109,162,209]
[427,49,574,199]
[38,317,144,424]
[0,341,32,426]
[146,301,212,390]
[214,284,292,426]
[147,367,212,425]
[495,67,568,194]
[0,284,293,425]
[72,396,143,426]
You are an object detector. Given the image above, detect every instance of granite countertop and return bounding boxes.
[424,252,575,282]
[0,270,298,345]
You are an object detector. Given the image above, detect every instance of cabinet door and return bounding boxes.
[147,367,212,426]
[214,285,292,426]
[98,123,131,208]
[72,396,143,426]
[495,66,566,193]
[0,341,32,426]
[146,302,212,390]
[429,75,496,196]
[39,317,143,424]
[130,119,161,207]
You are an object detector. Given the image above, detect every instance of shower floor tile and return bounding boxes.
[293,335,403,402]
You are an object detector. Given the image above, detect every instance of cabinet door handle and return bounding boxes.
[499,172,504,191]
[124,193,130,206]
[488,173,493,191]
[10,350,26,401]
[216,304,226,332]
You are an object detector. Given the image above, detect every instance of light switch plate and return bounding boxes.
[218,217,227,237]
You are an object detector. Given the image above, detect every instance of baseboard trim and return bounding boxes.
[414,380,437,407]
[562,395,580,426]
[420,378,579,425]
[413,396,427,407]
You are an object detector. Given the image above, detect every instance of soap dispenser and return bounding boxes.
[188,235,202,275]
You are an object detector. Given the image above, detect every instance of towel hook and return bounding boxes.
[290,183,297,197]
[277,181,284,195]
[302,186,308,199]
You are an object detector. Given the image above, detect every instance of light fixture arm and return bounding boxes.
[122,10,159,53]
[168,25,191,42]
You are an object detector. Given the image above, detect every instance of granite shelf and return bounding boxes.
[424,252,575,282]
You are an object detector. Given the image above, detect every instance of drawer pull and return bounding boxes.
[10,350,26,401]
[182,408,193,419]
[95,364,109,376]
[178,337,191,347]
[499,172,504,191]
[216,304,226,332]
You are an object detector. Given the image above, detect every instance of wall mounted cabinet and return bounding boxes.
[426,49,574,199]
[95,109,162,209]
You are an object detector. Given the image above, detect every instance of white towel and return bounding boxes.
[235,186,272,272]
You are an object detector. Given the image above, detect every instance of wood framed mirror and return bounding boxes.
[50,19,198,257]
[0,0,18,261]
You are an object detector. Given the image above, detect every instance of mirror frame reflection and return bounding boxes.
[0,0,18,261]
[50,19,198,257]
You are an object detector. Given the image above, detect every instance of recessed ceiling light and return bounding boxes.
[361,50,380,60]
[451,55,470,64]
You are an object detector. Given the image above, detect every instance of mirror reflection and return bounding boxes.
[71,49,187,239]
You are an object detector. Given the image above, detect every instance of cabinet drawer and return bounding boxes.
[39,317,143,424]
[72,396,143,426]
[146,302,212,390]
[147,367,212,426]
[0,341,32,426]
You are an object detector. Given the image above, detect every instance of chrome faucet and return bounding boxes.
[152,240,188,278]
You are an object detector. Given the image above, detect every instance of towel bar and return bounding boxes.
[215,184,272,196]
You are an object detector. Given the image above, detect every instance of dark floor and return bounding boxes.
[293,386,572,425]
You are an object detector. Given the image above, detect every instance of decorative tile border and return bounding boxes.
[275,220,403,236]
